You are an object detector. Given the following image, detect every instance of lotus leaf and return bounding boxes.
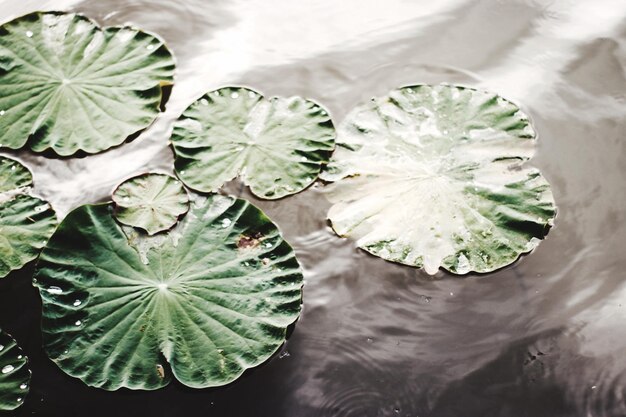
[0,329,30,411]
[0,11,175,155]
[34,194,303,390]
[0,156,56,278]
[171,86,335,199]
[322,84,556,275]
[112,173,189,235]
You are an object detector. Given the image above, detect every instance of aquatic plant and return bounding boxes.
[0,329,30,411]
[112,172,189,235]
[0,156,56,279]
[0,11,174,156]
[171,86,335,199]
[322,84,556,274]
[33,194,303,390]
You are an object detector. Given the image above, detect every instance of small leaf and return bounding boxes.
[34,194,303,390]
[0,329,30,411]
[0,157,31,192]
[0,156,57,278]
[322,84,556,275]
[112,173,189,235]
[171,86,335,199]
[0,11,175,156]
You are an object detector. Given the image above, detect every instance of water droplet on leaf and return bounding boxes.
[47,286,62,295]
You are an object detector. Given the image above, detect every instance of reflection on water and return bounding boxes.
[0,0,625,416]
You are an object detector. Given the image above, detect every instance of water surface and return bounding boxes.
[0,0,625,416]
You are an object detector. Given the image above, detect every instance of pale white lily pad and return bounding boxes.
[171,86,335,199]
[322,84,556,275]
[112,173,189,235]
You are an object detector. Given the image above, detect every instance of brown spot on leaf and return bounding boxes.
[156,364,165,379]
[237,232,263,249]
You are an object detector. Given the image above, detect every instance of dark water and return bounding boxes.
[1,0,625,416]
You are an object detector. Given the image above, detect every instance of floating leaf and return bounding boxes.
[0,156,56,278]
[0,329,30,411]
[0,157,31,192]
[321,84,556,275]
[34,195,303,390]
[112,173,189,235]
[0,11,175,156]
[171,86,335,199]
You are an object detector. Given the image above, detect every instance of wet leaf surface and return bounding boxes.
[172,86,335,199]
[0,329,30,411]
[112,173,189,235]
[0,11,175,156]
[0,156,56,278]
[322,84,556,274]
[33,194,303,390]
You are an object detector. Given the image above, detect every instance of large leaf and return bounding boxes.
[0,156,57,278]
[321,84,556,275]
[33,195,303,390]
[0,329,30,411]
[171,86,335,199]
[112,173,189,235]
[0,11,175,156]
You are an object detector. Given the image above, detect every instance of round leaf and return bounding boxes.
[112,173,189,235]
[0,11,175,156]
[322,84,556,275]
[171,86,335,199]
[34,195,303,390]
[0,330,30,411]
[0,156,57,278]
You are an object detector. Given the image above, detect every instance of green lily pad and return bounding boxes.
[112,173,189,235]
[0,157,31,192]
[0,11,175,156]
[0,329,30,411]
[321,84,556,275]
[0,156,57,278]
[171,86,335,199]
[33,194,303,390]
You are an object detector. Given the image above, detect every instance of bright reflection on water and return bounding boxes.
[0,0,625,416]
